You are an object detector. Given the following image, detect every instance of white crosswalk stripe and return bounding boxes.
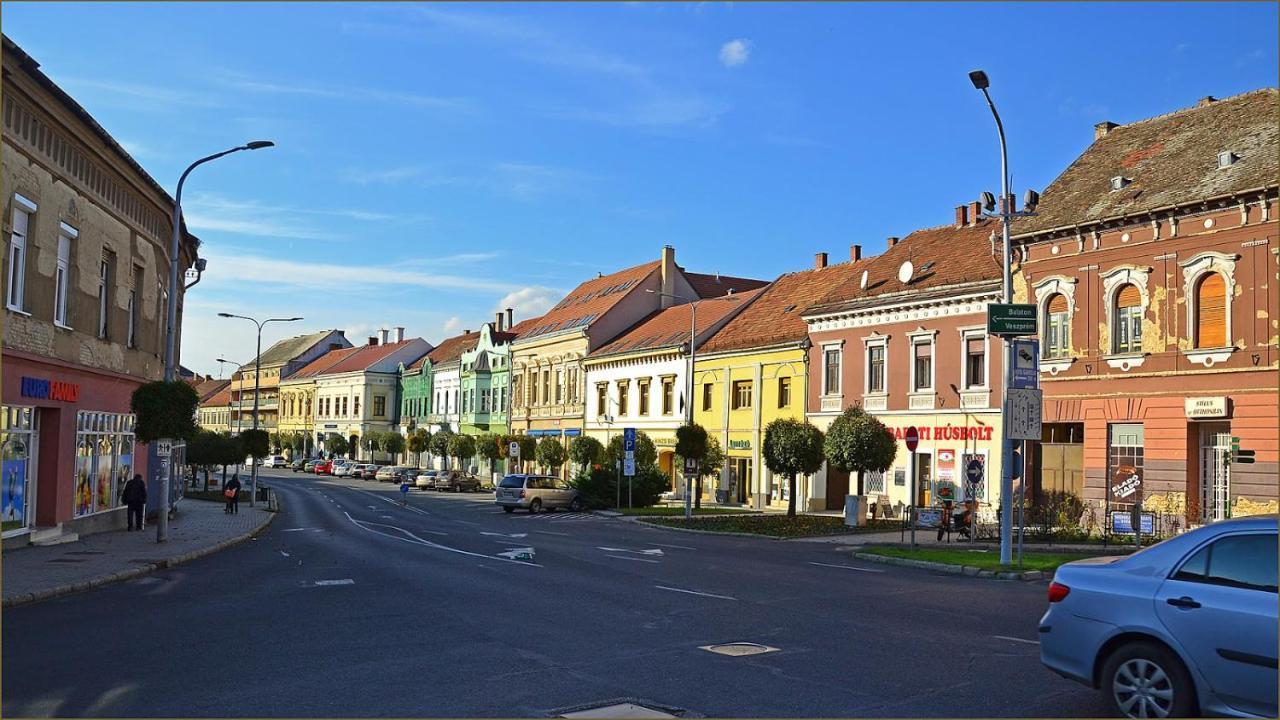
[508,512,604,522]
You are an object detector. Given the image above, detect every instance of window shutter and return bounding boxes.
[967,337,985,356]
[1047,293,1068,314]
[1195,273,1227,349]
[914,341,932,359]
[1117,284,1141,309]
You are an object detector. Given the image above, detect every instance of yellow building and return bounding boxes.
[695,253,865,510]
[227,329,350,433]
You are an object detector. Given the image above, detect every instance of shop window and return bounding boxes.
[638,380,650,416]
[661,378,674,415]
[73,411,135,519]
[1107,423,1144,511]
[912,339,933,392]
[1113,284,1142,354]
[823,348,841,395]
[7,197,34,312]
[1044,293,1070,359]
[702,383,713,412]
[777,376,791,408]
[1194,273,1227,349]
[731,380,753,410]
[2,406,35,534]
[54,224,75,326]
[596,384,607,416]
[963,334,986,389]
[866,344,885,394]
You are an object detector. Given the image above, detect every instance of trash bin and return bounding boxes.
[715,489,730,504]
[257,486,270,502]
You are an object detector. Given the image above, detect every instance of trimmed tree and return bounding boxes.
[430,430,454,467]
[568,436,604,471]
[604,431,657,470]
[240,428,270,463]
[325,433,349,458]
[762,418,826,517]
[675,423,710,508]
[382,432,406,462]
[535,437,567,474]
[216,432,244,487]
[447,433,476,472]
[407,429,430,467]
[131,381,199,444]
[824,406,898,496]
[476,433,502,477]
[185,429,218,490]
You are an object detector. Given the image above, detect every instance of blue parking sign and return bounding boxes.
[623,428,636,452]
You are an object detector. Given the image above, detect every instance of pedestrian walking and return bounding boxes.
[121,473,147,531]
[224,473,242,514]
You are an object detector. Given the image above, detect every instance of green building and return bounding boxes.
[458,317,520,437]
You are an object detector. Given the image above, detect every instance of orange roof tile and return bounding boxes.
[291,340,426,378]
[683,271,770,300]
[590,288,766,358]
[422,330,480,368]
[516,261,660,342]
[201,387,232,407]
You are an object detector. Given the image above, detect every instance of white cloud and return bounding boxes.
[340,166,425,185]
[182,192,425,241]
[493,286,563,321]
[57,76,223,108]
[197,248,517,294]
[215,75,471,110]
[719,39,750,68]
[441,316,464,336]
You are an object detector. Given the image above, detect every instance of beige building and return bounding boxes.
[196,386,233,434]
[228,329,350,432]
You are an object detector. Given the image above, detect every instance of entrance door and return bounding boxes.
[825,467,849,510]
[729,458,752,504]
[914,452,933,506]
[1200,424,1232,522]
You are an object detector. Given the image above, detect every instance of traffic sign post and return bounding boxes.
[1007,388,1043,441]
[987,303,1037,336]
[1011,338,1040,389]
[906,426,918,548]
[623,429,637,510]
[682,456,699,520]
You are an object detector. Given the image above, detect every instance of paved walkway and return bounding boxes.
[2,498,274,607]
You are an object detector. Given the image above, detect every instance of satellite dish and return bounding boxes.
[898,261,914,284]
[859,270,869,290]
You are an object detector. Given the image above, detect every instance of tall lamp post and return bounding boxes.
[968,70,1037,566]
[215,356,246,435]
[155,140,272,544]
[217,313,302,506]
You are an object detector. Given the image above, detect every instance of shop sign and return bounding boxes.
[1110,465,1142,500]
[1110,511,1154,535]
[728,439,751,450]
[651,437,677,448]
[20,376,80,403]
[886,425,995,442]
[914,507,943,529]
[1185,396,1228,419]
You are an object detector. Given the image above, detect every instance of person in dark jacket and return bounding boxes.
[224,473,242,514]
[121,473,147,531]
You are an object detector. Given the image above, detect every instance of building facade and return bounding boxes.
[196,386,233,435]
[2,37,201,544]
[1012,90,1278,531]
[458,311,521,437]
[228,328,350,433]
[583,290,761,488]
[805,208,1007,517]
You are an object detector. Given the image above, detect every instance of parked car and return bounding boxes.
[313,459,333,475]
[1039,514,1277,719]
[494,474,584,513]
[332,462,355,477]
[394,467,418,485]
[263,455,288,468]
[290,459,306,472]
[357,464,378,480]
[414,470,439,490]
[434,470,481,493]
[375,465,401,482]
[303,459,319,473]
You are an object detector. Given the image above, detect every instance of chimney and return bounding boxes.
[1094,121,1119,140]
[505,308,513,329]
[888,236,900,248]
[850,244,862,262]
[814,252,828,269]
[1196,96,1217,107]
[968,201,982,225]
[659,245,676,309]
[378,328,390,345]
[394,326,405,343]
[495,312,504,332]
[955,205,967,227]
[368,336,378,346]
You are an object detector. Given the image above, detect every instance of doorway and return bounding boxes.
[914,452,933,506]
[1198,424,1231,522]
[728,458,751,504]
[825,467,850,510]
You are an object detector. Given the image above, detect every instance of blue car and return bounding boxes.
[1039,514,1277,718]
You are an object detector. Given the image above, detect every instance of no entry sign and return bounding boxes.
[905,426,919,453]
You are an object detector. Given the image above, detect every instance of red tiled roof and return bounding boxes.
[517,261,660,341]
[590,288,766,358]
[683,271,770,299]
[699,261,866,354]
[422,330,480,368]
[1015,89,1278,236]
[201,387,232,408]
[806,217,1002,316]
[291,340,425,378]
[191,378,230,403]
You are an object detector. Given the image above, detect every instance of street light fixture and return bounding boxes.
[968,69,1037,567]
[217,313,303,507]
[215,356,247,434]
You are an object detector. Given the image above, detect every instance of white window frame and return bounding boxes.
[7,195,37,313]
[862,334,888,396]
[54,222,77,327]
[821,341,843,397]
[958,327,989,390]
[907,329,938,394]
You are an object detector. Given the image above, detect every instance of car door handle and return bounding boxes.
[1166,596,1201,609]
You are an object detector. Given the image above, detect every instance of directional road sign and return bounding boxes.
[1011,338,1040,389]
[965,458,984,485]
[987,303,1037,336]
[1006,388,1043,441]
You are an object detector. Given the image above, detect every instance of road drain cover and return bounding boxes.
[560,703,676,719]
[699,642,779,657]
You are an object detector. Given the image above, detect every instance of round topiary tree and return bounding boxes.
[130,381,199,443]
[325,433,349,457]
[447,433,476,472]
[407,429,431,466]
[675,423,710,508]
[824,405,898,497]
[699,436,726,498]
[604,431,657,470]
[382,432,406,461]
[535,437,567,474]
[568,435,604,471]
[475,433,502,478]
[762,418,826,517]
[240,428,270,461]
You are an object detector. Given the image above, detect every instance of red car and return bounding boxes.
[313,459,333,475]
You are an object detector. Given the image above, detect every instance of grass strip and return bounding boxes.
[642,514,899,538]
[858,546,1098,572]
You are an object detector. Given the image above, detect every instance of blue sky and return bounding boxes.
[5,2,1276,378]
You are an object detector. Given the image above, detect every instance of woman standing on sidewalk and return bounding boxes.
[223,474,241,514]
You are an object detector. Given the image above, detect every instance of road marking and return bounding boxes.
[993,635,1039,646]
[279,550,291,557]
[650,542,696,550]
[808,561,885,573]
[482,531,528,539]
[606,554,660,564]
[314,579,354,586]
[597,546,664,556]
[533,530,571,537]
[281,528,317,533]
[341,511,538,567]
[497,547,536,562]
[654,585,736,601]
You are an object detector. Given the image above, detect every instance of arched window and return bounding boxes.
[1195,273,1227,348]
[1113,283,1142,354]
[1044,293,1070,359]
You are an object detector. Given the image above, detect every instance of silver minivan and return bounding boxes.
[494,474,584,513]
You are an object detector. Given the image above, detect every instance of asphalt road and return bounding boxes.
[2,469,1110,718]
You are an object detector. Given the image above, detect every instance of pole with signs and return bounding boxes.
[905,426,919,547]
[965,457,983,545]
[155,439,173,542]
[623,428,636,511]
[683,456,699,520]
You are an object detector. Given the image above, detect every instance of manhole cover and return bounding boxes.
[699,642,779,657]
[560,704,676,719]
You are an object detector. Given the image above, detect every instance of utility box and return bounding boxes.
[844,495,867,526]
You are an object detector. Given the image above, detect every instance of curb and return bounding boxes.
[631,517,863,541]
[851,551,1047,581]
[3,509,277,609]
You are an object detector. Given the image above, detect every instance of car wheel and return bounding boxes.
[1101,641,1195,719]
[503,506,515,513]
[529,498,542,514]
[569,497,585,512]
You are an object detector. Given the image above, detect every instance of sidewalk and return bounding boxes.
[3,498,275,607]
[788,528,1133,554]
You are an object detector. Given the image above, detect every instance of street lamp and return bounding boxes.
[215,356,246,435]
[968,69,1037,566]
[217,313,303,507]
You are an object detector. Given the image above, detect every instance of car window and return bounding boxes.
[1174,533,1277,593]
[499,476,526,489]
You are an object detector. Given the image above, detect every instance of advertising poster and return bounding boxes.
[2,458,26,530]
[116,452,132,505]
[96,449,115,511]
[75,447,94,517]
